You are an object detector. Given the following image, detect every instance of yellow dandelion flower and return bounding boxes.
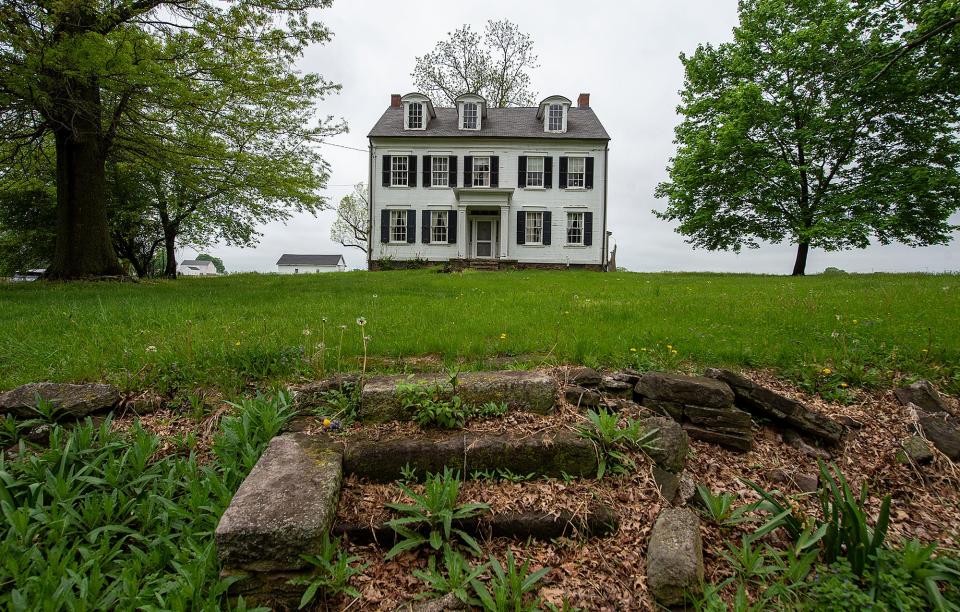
[499,333,507,340]
[630,348,637,352]
[671,349,678,355]
[822,367,832,375]
[921,349,928,353]
[322,418,331,427]
[235,341,241,346]
[667,344,673,350]
[840,383,848,388]
[852,319,858,324]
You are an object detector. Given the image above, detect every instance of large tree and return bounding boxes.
[655,0,960,275]
[0,0,340,279]
[330,182,369,252]
[411,20,539,107]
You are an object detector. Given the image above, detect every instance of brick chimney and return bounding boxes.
[577,93,590,109]
[390,94,401,108]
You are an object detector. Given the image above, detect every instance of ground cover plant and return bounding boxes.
[1,271,957,397]
[0,392,294,610]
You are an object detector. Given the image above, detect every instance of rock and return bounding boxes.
[895,381,951,415]
[642,399,754,452]
[836,415,864,430]
[705,368,844,445]
[215,433,342,572]
[652,465,681,501]
[359,370,555,422]
[636,372,735,409]
[412,592,468,612]
[915,409,960,460]
[599,376,634,399]
[612,369,643,387]
[682,426,754,452]
[783,430,833,460]
[341,429,598,481]
[0,382,120,420]
[567,366,602,387]
[676,472,698,506]
[639,416,689,473]
[767,468,789,484]
[795,473,819,493]
[564,385,602,409]
[897,434,935,465]
[646,507,704,606]
[290,374,359,412]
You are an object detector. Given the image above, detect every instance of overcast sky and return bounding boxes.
[197,0,959,274]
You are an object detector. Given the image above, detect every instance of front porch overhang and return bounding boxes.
[453,187,514,208]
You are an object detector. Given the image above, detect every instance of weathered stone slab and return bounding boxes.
[705,368,844,445]
[567,366,602,387]
[682,425,753,452]
[341,429,597,481]
[216,433,342,572]
[564,385,602,409]
[599,376,634,399]
[636,372,735,409]
[646,507,704,606]
[642,399,754,451]
[359,370,555,422]
[897,433,935,465]
[289,374,359,412]
[895,380,951,416]
[640,416,689,473]
[0,383,119,420]
[915,407,960,460]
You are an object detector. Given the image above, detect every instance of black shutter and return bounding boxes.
[449,156,457,187]
[543,211,552,245]
[422,156,431,187]
[585,157,594,189]
[382,155,391,187]
[544,157,553,189]
[516,211,526,245]
[447,210,457,243]
[490,155,499,187]
[517,156,527,188]
[463,156,472,187]
[408,155,417,187]
[584,212,593,246]
[422,210,430,243]
[558,157,568,190]
[380,210,390,242]
[406,209,416,243]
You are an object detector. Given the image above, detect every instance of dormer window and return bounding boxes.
[548,105,563,131]
[407,103,423,129]
[462,103,478,130]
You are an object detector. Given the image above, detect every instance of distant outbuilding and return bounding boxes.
[276,254,347,274]
[179,260,218,276]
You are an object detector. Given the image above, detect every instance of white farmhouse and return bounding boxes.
[367,92,610,270]
[276,254,347,274]
[178,259,217,276]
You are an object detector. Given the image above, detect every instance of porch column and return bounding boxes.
[457,207,468,258]
[499,205,509,259]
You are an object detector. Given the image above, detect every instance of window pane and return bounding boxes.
[548,104,563,131]
[567,212,584,244]
[391,156,408,186]
[472,156,490,187]
[526,156,544,187]
[390,210,407,242]
[567,157,585,188]
[525,212,543,244]
[407,103,423,129]
[463,103,478,129]
[431,156,448,186]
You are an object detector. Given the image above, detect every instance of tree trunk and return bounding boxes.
[163,228,178,278]
[792,242,809,276]
[45,79,123,280]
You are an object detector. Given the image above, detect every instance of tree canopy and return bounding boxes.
[655,0,960,275]
[411,20,539,107]
[330,182,369,253]
[196,253,225,274]
[0,0,342,278]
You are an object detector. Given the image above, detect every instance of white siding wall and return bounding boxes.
[277,264,344,274]
[369,137,606,266]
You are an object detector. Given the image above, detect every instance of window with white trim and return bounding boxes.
[389,210,407,242]
[567,157,585,188]
[525,211,543,245]
[462,103,478,129]
[566,212,584,245]
[472,156,490,187]
[431,156,448,187]
[526,156,544,187]
[407,103,423,129]
[430,211,448,243]
[390,156,408,187]
[548,104,563,131]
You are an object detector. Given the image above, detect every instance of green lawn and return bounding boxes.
[1,270,957,396]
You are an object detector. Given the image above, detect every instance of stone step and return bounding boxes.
[646,507,704,606]
[357,369,556,422]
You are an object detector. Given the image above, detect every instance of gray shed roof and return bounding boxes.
[276,254,345,266]
[180,260,214,267]
[368,107,610,140]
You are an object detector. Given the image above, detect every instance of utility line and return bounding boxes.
[319,141,368,152]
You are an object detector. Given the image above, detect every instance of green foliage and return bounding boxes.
[398,379,468,429]
[195,254,226,274]
[697,485,753,527]
[288,534,367,609]
[472,401,510,420]
[414,546,485,606]
[0,392,292,609]
[471,468,536,483]
[315,386,360,426]
[384,468,489,559]
[578,408,660,478]
[655,0,960,274]
[470,549,551,612]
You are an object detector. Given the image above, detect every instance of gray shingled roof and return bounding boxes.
[368,107,610,140]
[276,254,345,266]
[180,260,214,267]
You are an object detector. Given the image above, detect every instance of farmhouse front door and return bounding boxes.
[473,219,497,259]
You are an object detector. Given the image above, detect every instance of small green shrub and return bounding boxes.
[316,386,360,425]
[288,534,367,609]
[414,546,485,606]
[398,379,468,429]
[470,549,550,612]
[384,468,489,558]
[577,408,659,478]
[697,486,753,527]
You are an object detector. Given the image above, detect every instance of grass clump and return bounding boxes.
[577,407,659,478]
[0,392,293,610]
[288,534,367,609]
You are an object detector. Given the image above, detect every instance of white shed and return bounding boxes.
[179,260,218,276]
[276,254,347,274]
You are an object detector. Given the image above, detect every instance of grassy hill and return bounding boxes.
[1,270,957,395]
